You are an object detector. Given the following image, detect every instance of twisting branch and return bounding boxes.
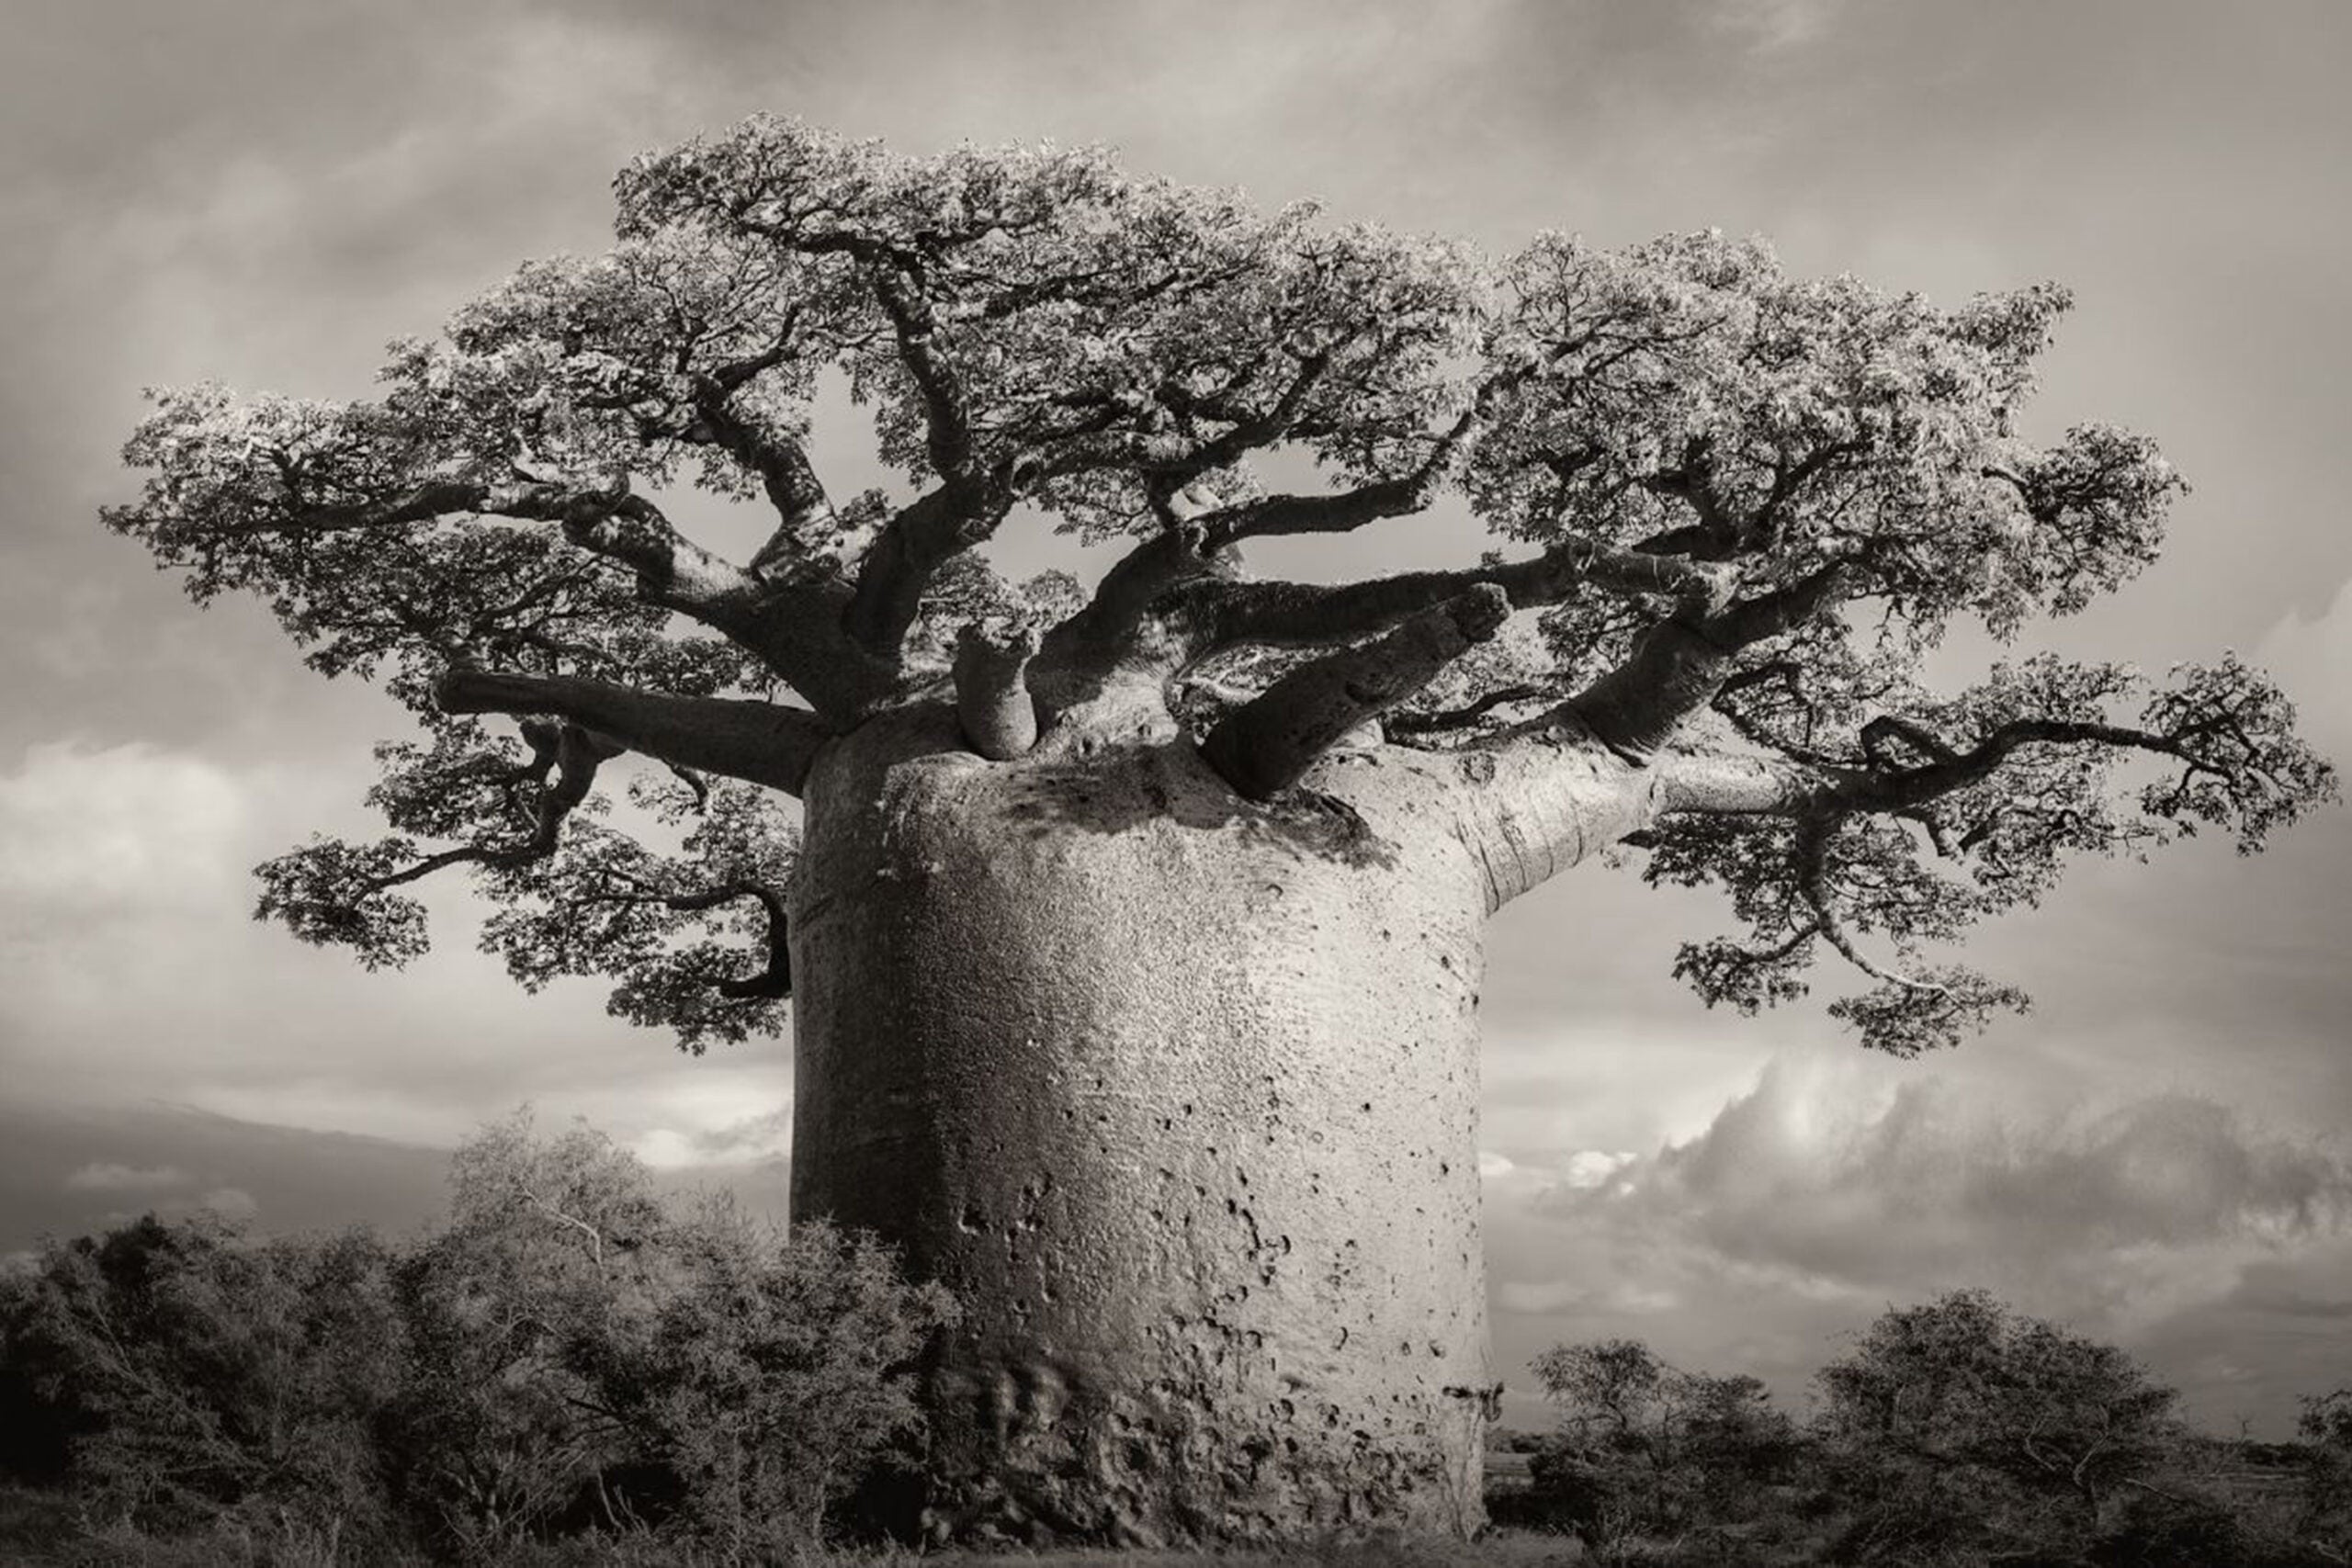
[841,482,1013,658]
[1560,557,1860,763]
[1182,533,1730,657]
[1387,682,1555,739]
[435,666,832,796]
[1860,716,2223,814]
[684,343,847,576]
[1033,524,1233,682]
[1193,400,1490,551]
[1201,584,1510,801]
[1142,345,1342,501]
[1859,715,1961,769]
[952,623,1041,761]
[831,255,1037,660]
[866,264,984,497]
[560,874,794,1001]
[267,469,886,717]
[361,720,624,894]
[715,884,793,999]
[276,475,757,622]
[1793,815,1942,993]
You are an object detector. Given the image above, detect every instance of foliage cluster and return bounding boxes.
[1502,1289,2352,1568]
[0,1113,953,1565]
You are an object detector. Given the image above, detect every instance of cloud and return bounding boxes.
[1538,1055,2352,1317]
[1703,0,1844,52]
[63,1161,191,1191]
[632,1105,791,1172]
[1481,1051,2352,1433]
[2256,574,2352,751]
[0,742,249,919]
[1561,1149,1640,1190]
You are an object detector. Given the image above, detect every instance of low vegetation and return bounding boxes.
[1493,1289,2352,1567]
[6,1121,2348,1567]
[0,1111,953,1564]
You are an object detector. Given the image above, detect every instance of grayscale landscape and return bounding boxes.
[2,3,2349,1563]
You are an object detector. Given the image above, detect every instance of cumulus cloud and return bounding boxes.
[1482,1051,2352,1433]
[63,1161,191,1191]
[1537,1055,2352,1320]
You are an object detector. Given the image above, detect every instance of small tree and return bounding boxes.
[615,1202,954,1559]
[392,1111,951,1560]
[1815,1290,2184,1560]
[2298,1389,2352,1564]
[1528,1337,1801,1562]
[3,1214,407,1538]
[0,1116,952,1562]
[387,1110,675,1552]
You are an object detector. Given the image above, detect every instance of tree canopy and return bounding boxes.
[105,116,2335,1052]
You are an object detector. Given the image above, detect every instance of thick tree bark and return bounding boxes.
[785,708,1659,1546]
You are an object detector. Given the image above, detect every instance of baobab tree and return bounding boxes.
[106,118,2333,1546]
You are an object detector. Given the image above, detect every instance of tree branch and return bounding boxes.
[715,883,793,999]
[840,482,1011,658]
[435,667,832,796]
[685,359,846,578]
[867,264,983,495]
[272,471,888,718]
[362,720,624,895]
[1792,815,1944,993]
[1193,402,1485,551]
[560,874,793,1001]
[280,477,758,621]
[952,623,1040,761]
[1059,520,1230,637]
[1860,716,2213,814]
[1182,534,1729,657]
[1560,558,1857,762]
[1387,682,1555,739]
[1200,584,1509,800]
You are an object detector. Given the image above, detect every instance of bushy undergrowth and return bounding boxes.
[0,1111,953,1565]
[1498,1290,2352,1568]
[0,1482,1584,1567]
[13,1127,2352,1568]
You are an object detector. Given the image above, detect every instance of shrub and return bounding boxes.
[0,1111,954,1565]
[1814,1290,2184,1556]
[612,1201,955,1559]
[1,1214,407,1539]
[1523,1338,1805,1564]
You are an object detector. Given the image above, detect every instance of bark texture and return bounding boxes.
[786,710,1642,1545]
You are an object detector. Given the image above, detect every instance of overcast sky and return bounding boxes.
[3,0,2349,1435]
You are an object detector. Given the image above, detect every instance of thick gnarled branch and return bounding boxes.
[1202,585,1509,801]
[261,469,888,718]
[1182,535,1728,659]
[842,483,1012,658]
[436,667,832,796]
[953,624,1041,761]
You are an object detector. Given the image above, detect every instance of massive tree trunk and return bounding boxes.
[786,707,1650,1545]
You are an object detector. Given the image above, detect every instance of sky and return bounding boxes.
[3,0,2349,1435]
